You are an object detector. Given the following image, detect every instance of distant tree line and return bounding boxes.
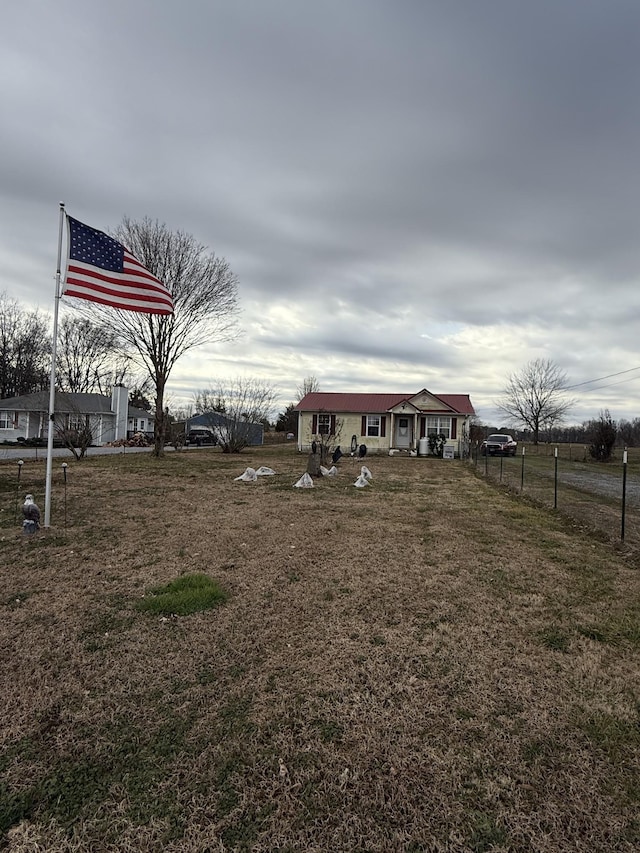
[492,358,638,460]
[480,416,640,449]
[0,293,50,398]
[273,376,319,436]
[0,293,154,401]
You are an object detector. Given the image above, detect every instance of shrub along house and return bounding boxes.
[295,389,475,457]
[0,385,154,446]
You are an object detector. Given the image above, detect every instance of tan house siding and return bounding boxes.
[297,411,469,455]
[296,389,474,457]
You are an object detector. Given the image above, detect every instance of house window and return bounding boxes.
[366,415,380,437]
[427,416,451,438]
[131,418,145,432]
[0,411,14,429]
[68,414,86,431]
[318,413,331,435]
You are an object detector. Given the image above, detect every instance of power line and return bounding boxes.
[564,366,640,391]
[575,375,640,393]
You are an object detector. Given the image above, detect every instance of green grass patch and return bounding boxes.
[578,710,640,761]
[136,573,228,616]
[0,709,194,839]
[538,626,571,652]
[4,591,31,609]
[578,612,640,648]
[576,710,640,804]
[310,717,344,743]
[467,809,508,851]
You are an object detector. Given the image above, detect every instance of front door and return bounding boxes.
[395,416,412,449]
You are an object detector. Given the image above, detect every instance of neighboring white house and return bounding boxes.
[0,385,154,446]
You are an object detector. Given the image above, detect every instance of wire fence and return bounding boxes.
[469,444,640,551]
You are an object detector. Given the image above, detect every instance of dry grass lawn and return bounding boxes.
[1,446,639,852]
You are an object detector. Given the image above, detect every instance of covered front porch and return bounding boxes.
[387,402,464,456]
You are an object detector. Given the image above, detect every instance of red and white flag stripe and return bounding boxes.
[62,215,174,315]
[64,252,174,314]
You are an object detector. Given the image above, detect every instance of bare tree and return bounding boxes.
[81,217,240,456]
[618,417,640,448]
[169,403,194,423]
[306,411,343,474]
[296,375,320,399]
[54,413,93,460]
[194,378,277,452]
[51,394,96,460]
[0,292,51,398]
[497,358,575,444]
[56,316,130,393]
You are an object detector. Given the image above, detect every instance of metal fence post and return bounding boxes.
[15,459,24,522]
[621,449,627,542]
[554,447,558,509]
[521,446,525,492]
[62,462,68,529]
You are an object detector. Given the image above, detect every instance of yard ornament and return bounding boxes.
[234,467,258,482]
[22,494,41,535]
[293,473,314,488]
[320,465,339,477]
[255,466,276,476]
[354,474,370,488]
[361,465,372,480]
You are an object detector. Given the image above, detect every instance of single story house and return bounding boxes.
[0,385,154,446]
[295,389,475,456]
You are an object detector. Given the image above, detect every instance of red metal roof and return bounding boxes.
[296,391,475,415]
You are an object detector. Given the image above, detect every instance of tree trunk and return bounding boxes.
[306,452,321,478]
[154,378,166,457]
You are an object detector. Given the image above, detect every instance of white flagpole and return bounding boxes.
[44,202,66,528]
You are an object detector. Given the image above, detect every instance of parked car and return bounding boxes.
[186,428,217,446]
[480,434,517,456]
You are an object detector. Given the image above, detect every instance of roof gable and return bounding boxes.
[409,389,447,410]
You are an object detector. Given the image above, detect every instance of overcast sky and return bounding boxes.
[2,0,640,425]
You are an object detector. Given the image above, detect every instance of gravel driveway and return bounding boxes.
[546,465,640,507]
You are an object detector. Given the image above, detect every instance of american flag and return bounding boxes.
[62,216,174,315]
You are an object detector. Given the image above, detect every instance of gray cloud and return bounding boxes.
[2,0,640,424]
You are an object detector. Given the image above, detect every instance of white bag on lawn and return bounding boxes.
[320,465,339,477]
[294,473,314,488]
[234,467,257,482]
